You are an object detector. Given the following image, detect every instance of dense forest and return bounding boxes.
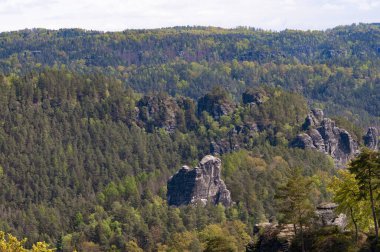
[0,24,379,251]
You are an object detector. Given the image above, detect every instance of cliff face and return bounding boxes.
[364,127,379,150]
[167,155,232,207]
[292,109,358,166]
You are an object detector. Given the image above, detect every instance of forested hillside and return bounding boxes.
[1,23,380,124]
[0,24,379,251]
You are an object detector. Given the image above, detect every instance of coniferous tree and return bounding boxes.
[275,169,315,252]
[349,148,380,245]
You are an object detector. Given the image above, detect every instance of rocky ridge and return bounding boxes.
[292,109,359,166]
[167,155,232,207]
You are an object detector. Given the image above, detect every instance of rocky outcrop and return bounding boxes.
[316,203,347,230]
[197,89,235,119]
[308,128,325,152]
[250,203,347,252]
[302,108,324,130]
[136,95,196,132]
[167,155,232,207]
[292,133,315,149]
[292,110,358,166]
[364,127,378,150]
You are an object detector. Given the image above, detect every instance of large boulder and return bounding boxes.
[167,155,232,207]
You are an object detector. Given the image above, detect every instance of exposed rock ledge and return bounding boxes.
[167,155,232,207]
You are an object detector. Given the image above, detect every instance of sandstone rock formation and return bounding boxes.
[315,203,347,230]
[197,89,235,119]
[302,108,324,130]
[292,109,358,166]
[364,127,378,150]
[167,155,232,207]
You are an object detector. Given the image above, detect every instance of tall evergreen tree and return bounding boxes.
[275,169,315,252]
[349,148,380,245]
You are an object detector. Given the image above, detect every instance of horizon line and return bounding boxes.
[1,22,378,34]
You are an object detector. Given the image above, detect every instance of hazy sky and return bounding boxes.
[0,0,379,32]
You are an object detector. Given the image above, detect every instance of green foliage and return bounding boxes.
[290,227,357,252]
[223,148,334,223]
[348,148,380,244]
[0,24,378,251]
[125,240,143,252]
[328,170,373,241]
[0,231,54,252]
[198,221,250,252]
[275,169,316,251]
[0,25,379,124]
[275,170,316,226]
[326,149,380,249]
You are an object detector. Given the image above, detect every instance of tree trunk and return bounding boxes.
[349,206,359,243]
[298,208,306,252]
[369,179,379,243]
[300,223,305,252]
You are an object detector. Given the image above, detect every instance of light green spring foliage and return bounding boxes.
[328,170,373,233]
[0,231,54,252]
[348,148,380,243]
[165,220,250,252]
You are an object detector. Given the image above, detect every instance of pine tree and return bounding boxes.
[275,169,315,252]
